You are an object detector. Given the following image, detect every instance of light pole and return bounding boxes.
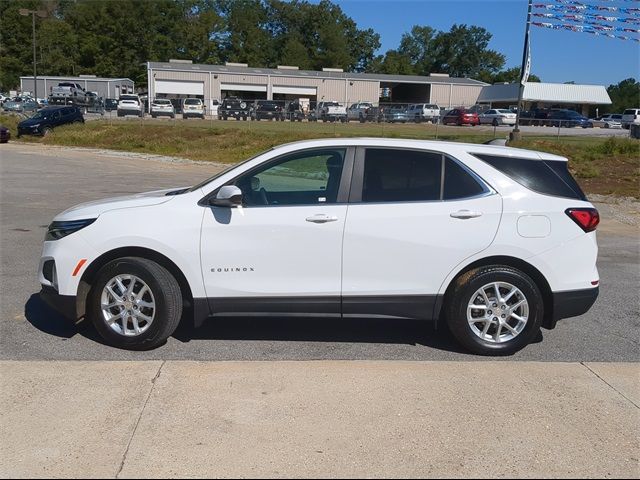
[18,8,47,101]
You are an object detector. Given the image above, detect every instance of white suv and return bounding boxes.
[407,104,441,123]
[38,138,599,354]
[182,98,205,119]
[116,94,143,118]
[621,108,640,129]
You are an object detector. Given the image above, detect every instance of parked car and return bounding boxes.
[478,109,517,126]
[547,110,593,128]
[347,102,383,123]
[252,100,284,121]
[591,114,622,129]
[441,108,480,126]
[2,100,24,112]
[104,98,119,111]
[621,108,640,129]
[317,101,347,122]
[518,109,549,126]
[117,94,144,118]
[406,103,441,123]
[285,100,306,122]
[38,138,600,354]
[182,98,205,119]
[21,100,40,113]
[384,107,410,123]
[219,97,251,120]
[0,125,10,143]
[150,99,176,119]
[17,106,84,137]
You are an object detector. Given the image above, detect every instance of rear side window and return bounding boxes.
[361,149,487,203]
[473,154,586,200]
[362,149,441,202]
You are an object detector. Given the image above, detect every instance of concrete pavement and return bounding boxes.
[1,361,638,478]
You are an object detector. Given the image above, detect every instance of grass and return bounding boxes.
[2,113,638,197]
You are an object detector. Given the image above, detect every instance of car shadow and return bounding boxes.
[25,293,542,355]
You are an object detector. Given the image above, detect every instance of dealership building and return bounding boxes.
[20,75,135,100]
[477,82,612,115]
[147,60,487,109]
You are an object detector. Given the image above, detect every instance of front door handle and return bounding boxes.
[306,214,338,224]
[450,210,483,219]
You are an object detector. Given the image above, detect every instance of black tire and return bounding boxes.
[42,127,52,136]
[445,265,544,356]
[88,257,183,350]
[492,118,499,127]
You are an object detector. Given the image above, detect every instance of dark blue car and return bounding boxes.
[17,106,84,137]
[547,110,593,128]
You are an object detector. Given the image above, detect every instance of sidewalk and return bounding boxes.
[1,361,638,478]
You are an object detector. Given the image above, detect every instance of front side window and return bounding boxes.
[233,149,346,207]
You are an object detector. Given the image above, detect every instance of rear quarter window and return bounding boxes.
[472,153,586,200]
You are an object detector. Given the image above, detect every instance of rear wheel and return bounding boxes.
[446,266,543,355]
[88,257,183,350]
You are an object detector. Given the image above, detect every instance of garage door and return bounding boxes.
[155,80,204,96]
[220,83,267,93]
[272,86,317,96]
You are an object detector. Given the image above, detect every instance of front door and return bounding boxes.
[341,147,502,319]
[200,147,353,316]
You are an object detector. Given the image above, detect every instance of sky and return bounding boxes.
[334,0,639,86]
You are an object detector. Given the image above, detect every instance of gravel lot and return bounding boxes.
[1,143,638,361]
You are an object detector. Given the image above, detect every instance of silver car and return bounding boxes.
[479,109,517,126]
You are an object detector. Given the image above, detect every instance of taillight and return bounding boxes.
[566,208,599,232]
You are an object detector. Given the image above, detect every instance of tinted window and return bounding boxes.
[473,154,586,200]
[443,158,486,200]
[234,149,345,206]
[362,149,441,202]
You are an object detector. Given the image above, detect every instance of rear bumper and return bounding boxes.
[547,286,599,328]
[40,286,77,320]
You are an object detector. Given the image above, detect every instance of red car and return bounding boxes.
[441,108,480,126]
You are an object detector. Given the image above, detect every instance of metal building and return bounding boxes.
[477,82,612,115]
[20,75,135,100]
[147,60,487,110]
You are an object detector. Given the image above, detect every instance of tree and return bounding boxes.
[482,66,541,84]
[368,23,506,80]
[606,78,640,113]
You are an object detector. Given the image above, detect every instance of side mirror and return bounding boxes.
[211,185,243,207]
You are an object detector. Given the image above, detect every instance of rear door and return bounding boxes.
[341,147,502,319]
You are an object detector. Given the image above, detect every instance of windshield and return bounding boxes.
[30,110,52,119]
[184,99,202,105]
[188,148,273,192]
[154,99,171,105]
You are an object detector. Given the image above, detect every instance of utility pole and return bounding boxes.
[18,8,47,101]
[510,0,532,142]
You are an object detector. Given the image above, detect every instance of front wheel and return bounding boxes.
[88,257,183,350]
[446,266,543,355]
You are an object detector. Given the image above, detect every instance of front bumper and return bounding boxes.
[547,286,599,329]
[40,285,77,320]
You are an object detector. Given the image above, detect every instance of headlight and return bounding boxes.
[46,218,96,241]
[31,124,40,128]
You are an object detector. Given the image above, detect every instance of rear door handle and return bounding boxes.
[450,210,483,219]
[306,214,338,224]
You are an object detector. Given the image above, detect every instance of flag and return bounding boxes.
[520,30,531,86]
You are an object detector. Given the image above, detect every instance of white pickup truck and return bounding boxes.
[317,101,347,122]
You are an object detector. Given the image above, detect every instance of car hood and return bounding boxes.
[55,187,188,221]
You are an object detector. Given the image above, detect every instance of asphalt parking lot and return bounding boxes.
[1,142,638,362]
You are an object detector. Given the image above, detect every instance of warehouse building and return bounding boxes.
[477,82,611,115]
[147,60,487,110]
[20,75,135,100]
